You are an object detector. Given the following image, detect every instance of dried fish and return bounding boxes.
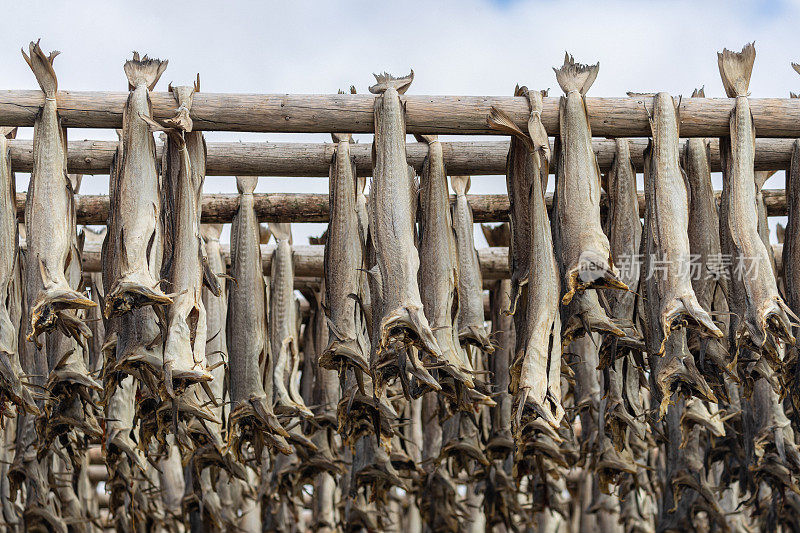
[552,53,626,304]
[641,92,722,417]
[451,175,493,353]
[0,125,36,416]
[416,134,475,400]
[481,224,514,460]
[319,129,370,375]
[269,223,312,419]
[488,91,563,430]
[228,176,290,458]
[160,80,212,392]
[22,41,96,345]
[718,43,794,376]
[39,187,103,450]
[368,71,445,371]
[601,138,647,457]
[682,90,735,389]
[104,52,171,318]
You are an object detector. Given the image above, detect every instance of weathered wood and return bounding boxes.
[68,243,788,278]
[14,188,790,225]
[1,91,799,136]
[6,138,796,175]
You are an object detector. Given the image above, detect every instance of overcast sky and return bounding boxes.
[1,0,798,244]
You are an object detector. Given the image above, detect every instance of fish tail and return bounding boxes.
[553,52,599,96]
[236,176,257,194]
[755,170,777,191]
[201,223,224,242]
[450,175,471,196]
[717,42,755,98]
[123,51,168,91]
[331,133,353,143]
[268,222,292,243]
[368,70,414,95]
[481,223,510,247]
[414,134,438,145]
[21,40,59,98]
[487,106,535,151]
[691,86,705,98]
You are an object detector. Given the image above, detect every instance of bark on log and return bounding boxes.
[71,244,783,279]
[0,91,799,136]
[5,138,796,175]
[14,188,790,224]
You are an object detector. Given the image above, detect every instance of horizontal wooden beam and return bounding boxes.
[76,244,783,280]
[1,91,799,136]
[74,244,507,278]
[14,188,790,225]
[6,138,797,176]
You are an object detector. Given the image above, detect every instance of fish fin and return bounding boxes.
[268,223,292,244]
[22,40,59,98]
[692,86,705,98]
[124,52,168,91]
[450,175,471,196]
[554,52,599,95]
[486,106,535,151]
[236,176,257,194]
[369,71,414,95]
[717,42,756,98]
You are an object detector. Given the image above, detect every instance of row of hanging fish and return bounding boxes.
[3,38,800,532]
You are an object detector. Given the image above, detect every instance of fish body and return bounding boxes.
[601,139,648,464]
[320,132,370,374]
[489,90,563,430]
[227,176,290,457]
[417,135,474,393]
[0,126,35,415]
[642,92,721,415]
[682,96,735,384]
[202,223,227,424]
[644,92,722,354]
[553,54,626,304]
[22,41,96,344]
[451,175,493,353]
[368,71,443,363]
[161,83,211,391]
[269,222,311,419]
[105,52,171,318]
[482,224,514,459]
[718,43,794,372]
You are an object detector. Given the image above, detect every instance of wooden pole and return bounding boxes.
[1,91,800,136]
[15,188,790,225]
[6,138,797,175]
[73,243,783,279]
